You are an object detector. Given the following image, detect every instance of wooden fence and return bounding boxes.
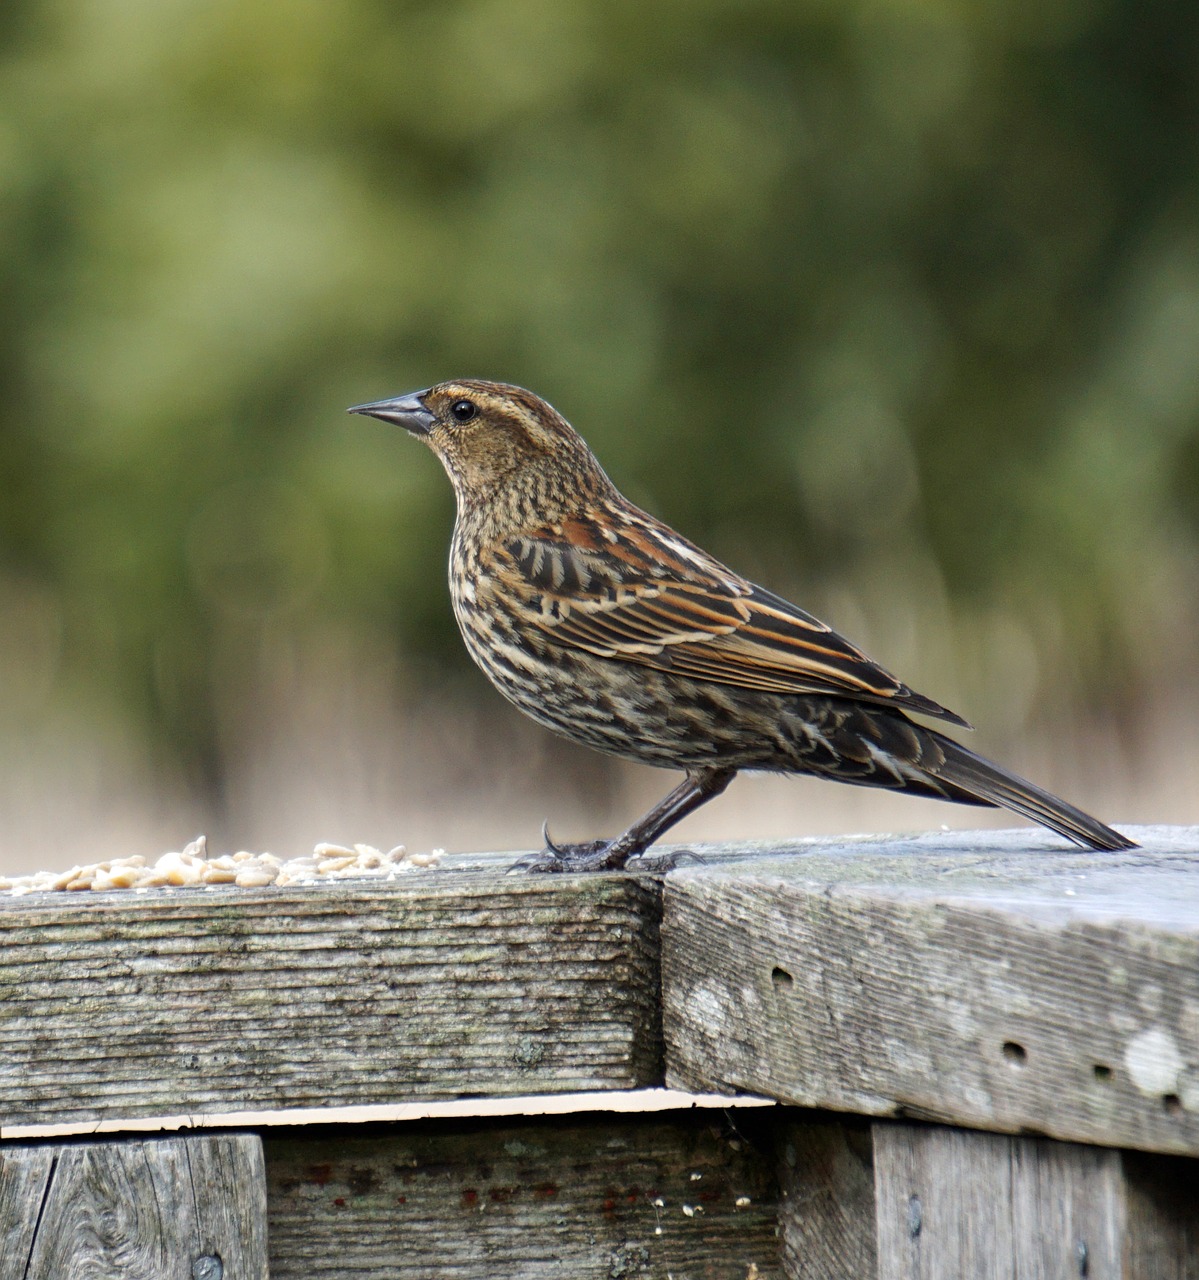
[1,825,1196,1277]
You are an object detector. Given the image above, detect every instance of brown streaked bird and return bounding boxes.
[349,380,1136,870]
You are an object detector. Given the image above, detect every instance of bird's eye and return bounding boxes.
[450,399,478,423]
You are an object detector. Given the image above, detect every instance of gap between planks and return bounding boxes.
[1,1087,776,1141]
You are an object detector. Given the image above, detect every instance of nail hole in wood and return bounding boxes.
[906,1195,922,1238]
[1092,1063,1112,1083]
[1163,1093,1183,1116]
[771,966,794,989]
[1002,1041,1027,1066]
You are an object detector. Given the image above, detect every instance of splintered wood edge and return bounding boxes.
[0,868,665,1125]
[661,827,1199,1158]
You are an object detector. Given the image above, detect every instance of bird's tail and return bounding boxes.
[924,729,1136,852]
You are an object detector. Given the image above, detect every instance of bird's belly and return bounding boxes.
[454,603,783,770]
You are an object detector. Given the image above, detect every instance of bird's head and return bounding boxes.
[349,380,607,508]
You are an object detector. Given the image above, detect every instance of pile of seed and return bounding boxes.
[0,836,441,895]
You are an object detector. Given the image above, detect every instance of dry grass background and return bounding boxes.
[2,628,1192,879]
[5,0,1198,880]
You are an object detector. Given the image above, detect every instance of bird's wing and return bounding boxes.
[496,509,969,727]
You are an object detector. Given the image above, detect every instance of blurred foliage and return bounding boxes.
[1,0,1198,801]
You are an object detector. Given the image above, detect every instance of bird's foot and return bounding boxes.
[506,823,630,874]
[507,837,614,875]
[626,846,705,873]
[506,823,699,875]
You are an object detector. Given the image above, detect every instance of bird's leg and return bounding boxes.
[510,767,736,874]
[600,766,736,868]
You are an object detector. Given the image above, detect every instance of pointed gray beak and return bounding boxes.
[348,389,437,437]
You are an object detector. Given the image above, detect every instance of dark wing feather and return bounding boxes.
[496,505,970,728]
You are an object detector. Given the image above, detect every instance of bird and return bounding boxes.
[349,379,1136,871]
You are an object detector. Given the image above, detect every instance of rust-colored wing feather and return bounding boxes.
[495,502,970,728]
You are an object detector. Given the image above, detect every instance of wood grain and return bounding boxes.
[264,1110,781,1279]
[0,1144,53,1275]
[0,1134,266,1280]
[0,865,662,1125]
[662,827,1199,1156]
[777,1119,876,1279]
[873,1122,1199,1280]
[874,1123,1122,1279]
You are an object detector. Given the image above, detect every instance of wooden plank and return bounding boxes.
[873,1124,1122,1279]
[662,826,1199,1156]
[873,1122,1199,1280]
[264,1110,781,1279]
[777,1119,877,1279]
[0,866,662,1125]
[1,1133,266,1280]
[0,1145,54,1278]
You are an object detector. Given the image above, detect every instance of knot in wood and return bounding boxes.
[192,1254,223,1280]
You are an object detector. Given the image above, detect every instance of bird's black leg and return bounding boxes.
[601,766,736,868]
[509,767,736,874]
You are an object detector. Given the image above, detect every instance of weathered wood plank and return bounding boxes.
[265,1110,780,1279]
[873,1122,1199,1280]
[662,826,1199,1156]
[1,1133,266,1280]
[777,1119,877,1279]
[0,1144,54,1279]
[0,867,662,1124]
[874,1124,1122,1279]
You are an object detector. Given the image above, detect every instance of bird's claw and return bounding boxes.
[506,823,698,876]
[507,845,566,874]
[627,846,705,873]
[506,822,623,874]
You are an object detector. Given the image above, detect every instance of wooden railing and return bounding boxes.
[2,825,1195,1278]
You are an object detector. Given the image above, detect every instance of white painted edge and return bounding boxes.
[0,1089,776,1141]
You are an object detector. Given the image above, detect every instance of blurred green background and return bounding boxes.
[2,0,1197,869]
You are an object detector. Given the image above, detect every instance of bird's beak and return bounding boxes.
[347,390,437,437]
